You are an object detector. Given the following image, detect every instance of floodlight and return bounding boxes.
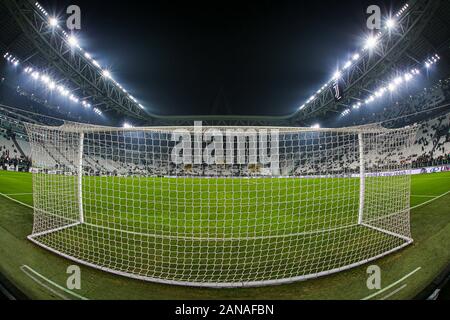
[102,70,111,78]
[388,83,397,92]
[49,17,58,27]
[364,35,378,50]
[333,70,342,80]
[404,73,413,82]
[68,35,78,47]
[386,18,396,30]
[41,75,50,83]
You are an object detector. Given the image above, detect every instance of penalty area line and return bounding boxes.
[411,194,440,198]
[20,265,88,300]
[410,190,450,210]
[0,192,34,210]
[361,267,421,300]
[380,284,407,300]
[3,193,33,196]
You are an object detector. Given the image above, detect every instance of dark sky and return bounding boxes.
[40,0,395,117]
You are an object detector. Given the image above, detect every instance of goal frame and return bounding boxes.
[25,122,415,288]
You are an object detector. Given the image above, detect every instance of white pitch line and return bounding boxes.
[380,284,407,300]
[20,266,70,300]
[361,267,421,300]
[411,194,439,198]
[0,192,34,210]
[4,193,33,196]
[20,265,88,300]
[410,190,450,210]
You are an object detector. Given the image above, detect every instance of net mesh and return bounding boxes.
[25,122,416,287]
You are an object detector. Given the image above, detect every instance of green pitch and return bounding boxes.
[0,170,450,299]
[30,172,408,285]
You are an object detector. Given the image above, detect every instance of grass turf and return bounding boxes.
[0,170,449,299]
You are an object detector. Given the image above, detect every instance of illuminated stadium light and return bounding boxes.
[102,70,112,79]
[386,18,396,30]
[388,82,398,92]
[396,4,409,17]
[333,70,342,80]
[57,85,65,93]
[5,52,97,111]
[343,53,440,117]
[310,124,320,129]
[307,95,316,103]
[394,76,403,85]
[81,101,91,108]
[123,122,134,128]
[92,60,101,68]
[365,95,375,104]
[299,4,411,112]
[68,35,79,47]
[49,17,58,27]
[31,71,40,80]
[364,35,378,50]
[404,73,413,82]
[375,88,385,97]
[48,81,56,90]
[41,75,50,84]
[93,108,103,115]
[32,1,148,111]
[352,102,362,110]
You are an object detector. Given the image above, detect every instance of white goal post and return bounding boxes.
[24,122,416,287]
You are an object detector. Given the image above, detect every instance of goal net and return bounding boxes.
[25,122,416,287]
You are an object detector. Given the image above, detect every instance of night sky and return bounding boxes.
[39,0,395,117]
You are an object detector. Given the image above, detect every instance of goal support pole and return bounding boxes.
[78,132,84,224]
[358,132,365,225]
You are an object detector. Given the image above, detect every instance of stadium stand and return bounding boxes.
[0,111,448,176]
